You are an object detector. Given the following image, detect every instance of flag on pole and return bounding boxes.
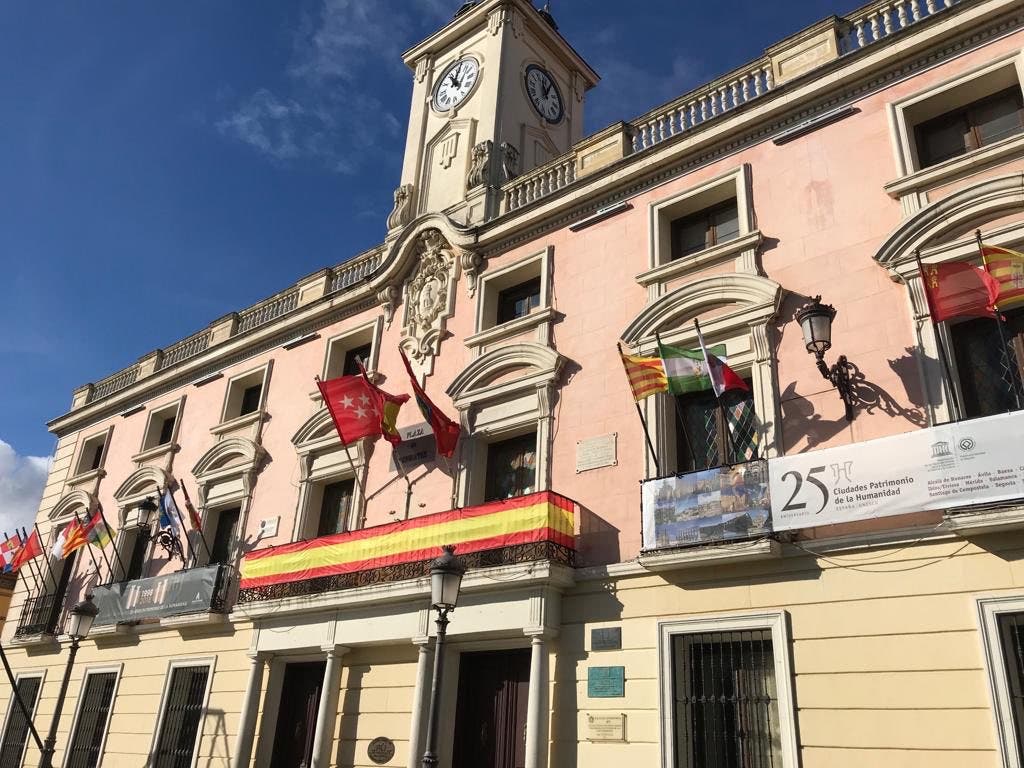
[920,261,1000,322]
[159,489,182,538]
[54,520,88,560]
[84,509,114,549]
[357,363,409,447]
[317,374,385,444]
[619,351,668,401]
[0,535,21,572]
[180,484,203,532]
[399,348,461,458]
[694,322,749,397]
[11,530,41,571]
[656,340,729,394]
[980,243,1024,311]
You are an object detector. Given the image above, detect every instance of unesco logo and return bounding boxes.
[959,438,976,452]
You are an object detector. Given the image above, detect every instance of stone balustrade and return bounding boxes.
[82,247,384,406]
[840,0,958,54]
[503,156,577,212]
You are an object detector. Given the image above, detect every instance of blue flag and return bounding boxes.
[159,489,182,537]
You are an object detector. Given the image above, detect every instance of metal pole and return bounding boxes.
[94,508,128,582]
[0,642,44,752]
[38,635,81,768]
[33,524,59,593]
[420,607,450,768]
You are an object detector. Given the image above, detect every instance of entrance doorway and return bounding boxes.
[270,661,325,768]
[452,648,530,768]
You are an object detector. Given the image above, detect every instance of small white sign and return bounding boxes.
[586,713,626,742]
[576,433,617,474]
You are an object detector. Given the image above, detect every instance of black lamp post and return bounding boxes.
[39,594,99,768]
[796,296,857,421]
[137,496,185,564]
[421,545,467,768]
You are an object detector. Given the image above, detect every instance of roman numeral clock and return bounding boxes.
[432,57,480,113]
[525,64,564,124]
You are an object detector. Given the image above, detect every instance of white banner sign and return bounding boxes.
[770,410,1024,531]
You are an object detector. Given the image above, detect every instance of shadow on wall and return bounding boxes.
[776,292,926,452]
[334,664,368,768]
[575,505,620,567]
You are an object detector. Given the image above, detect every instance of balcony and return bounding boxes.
[90,563,235,631]
[238,490,576,605]
[14,592,64,638]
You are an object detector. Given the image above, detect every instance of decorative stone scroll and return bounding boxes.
[386,184,414,231]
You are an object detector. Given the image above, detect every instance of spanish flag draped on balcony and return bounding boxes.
[980,243,1024,311]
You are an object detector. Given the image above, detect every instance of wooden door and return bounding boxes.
[271,662,325,768]
[452,648,531,768]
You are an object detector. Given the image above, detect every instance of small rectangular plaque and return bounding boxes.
[586,713,626,742]
[591,627,622,651]
[587,666,625,698]
[576,433,617,473]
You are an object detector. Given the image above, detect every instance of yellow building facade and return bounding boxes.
[4,1,1024,767]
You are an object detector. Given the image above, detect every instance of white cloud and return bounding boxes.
[0,439,50,539]
[218,0,448,174]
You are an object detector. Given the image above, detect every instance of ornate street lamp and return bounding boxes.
[421,545,467,768]
[136,496,185,563]
[795,296,856,421]
[39,594,99,768]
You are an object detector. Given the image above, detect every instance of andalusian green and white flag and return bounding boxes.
[656,340,727,394]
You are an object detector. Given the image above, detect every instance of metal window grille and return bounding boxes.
[675,387,759,473]
[66,672,117,768]
[153,665,210,768]
[672,629,781,768]
[998,612,1024,762]
[0,676,41,768]
[951,309,1024,419]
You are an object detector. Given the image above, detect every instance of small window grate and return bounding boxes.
[0,676,41,768]
[153,665,210,768]
[66,672,117,768]
[672,629,781,768]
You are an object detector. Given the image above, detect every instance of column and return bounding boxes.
[232,653,269,768]
[524,634,550,768]
[311,644,348,768]
[407,640,433,768]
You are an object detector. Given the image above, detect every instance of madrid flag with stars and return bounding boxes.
[317,375,386,445]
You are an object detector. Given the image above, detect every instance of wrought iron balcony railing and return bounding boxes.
[14,592,64,638]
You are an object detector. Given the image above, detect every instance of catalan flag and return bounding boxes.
[619,349,668,401]
[981,243,1024,311]
[59,518,89,560]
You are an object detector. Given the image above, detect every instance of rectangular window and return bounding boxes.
[141,401,183,452]
[0,676,41,768]
[153,665,210,768]
[239,384,262,417]
[671,200,740,261]
[221,367,269,423]
[66,671,117,768]
[317,480,354,537]
[342,344,372,377]
[916,86,1024,168]
[670,629,782,768]
[484,433,537,502]
[675,385,758,473]
[496,277,541,325]
[208,507,240,565]
[123,529,150,582]
[950,307,1024,418]
[76,433,108,475]
[158,415,177,446]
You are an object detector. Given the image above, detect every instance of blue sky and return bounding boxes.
[0,0,846,529]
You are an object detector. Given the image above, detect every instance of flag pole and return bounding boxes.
[95,504,128,582]
[391,446,415,520]
[445,438,464,510]
[33,523,59,592]
[692,319,743,466]
[913,249,960,420]
[84,504,116,583]
[617,343,662,476]
[71,507,105,584]
[315,375,371,528]
[976,229,1023,411]
[178,482,214,565]
[654,332,699,466]
[6,530,39,596]
[20,528,46,595]
[160,485,197,569]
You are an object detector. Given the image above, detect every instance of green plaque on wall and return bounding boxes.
[587,666,625,698]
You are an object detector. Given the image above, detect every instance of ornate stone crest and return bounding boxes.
[386,184,414,231]
[400,229,460,377]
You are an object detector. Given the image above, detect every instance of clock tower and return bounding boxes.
[387,0,599,230]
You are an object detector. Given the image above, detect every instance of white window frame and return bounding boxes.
[321,316,384,380]
[216,363,272,428]
[658,610,799,768]
[70,426,114,482]
[643,164,760,291]
[149,657,217,768]
[978,595,1024,768]
[136,396,186,459]
[0,669,45,768]
[62,663,123,768]
[467,246,555,352]
[887,49,1024,182]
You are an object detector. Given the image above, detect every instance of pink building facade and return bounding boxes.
[4,1,1024,766]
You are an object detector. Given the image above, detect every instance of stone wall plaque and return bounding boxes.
[591,627,622,651]
[586,713,627,742]
[576,432,617,473]
[587,666,625,698]
[367,736,395,764]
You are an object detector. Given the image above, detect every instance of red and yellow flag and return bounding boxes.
[619,349,668,401]
[981,243,1024,311]
[62,518,90,559]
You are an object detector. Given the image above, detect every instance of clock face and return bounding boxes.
[525,65,564,124]
[432,57,479,113]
